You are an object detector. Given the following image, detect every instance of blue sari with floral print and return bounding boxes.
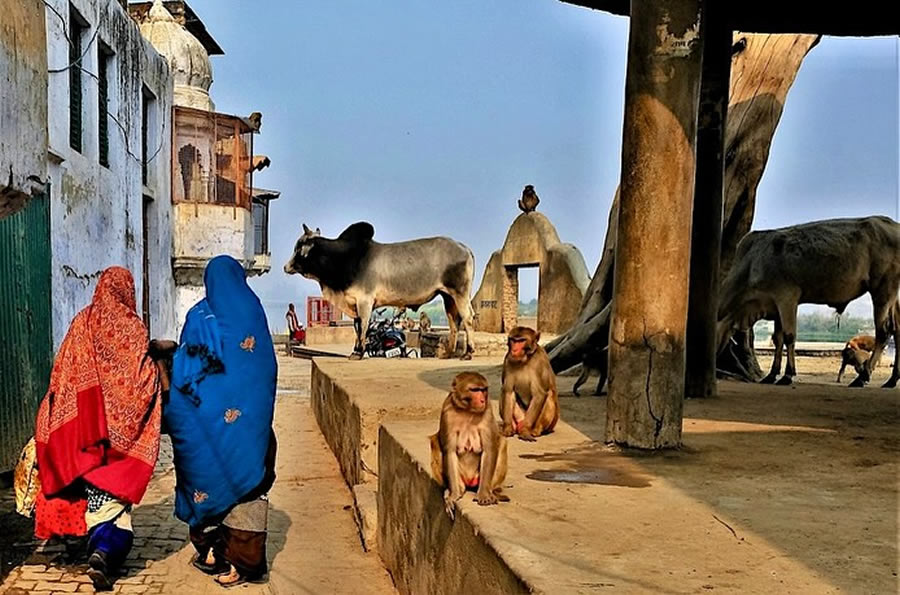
[165,255,277,527]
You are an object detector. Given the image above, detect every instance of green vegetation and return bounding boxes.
[371,301,449,326]
[518,298,537,317]
[372,298,539,327]
[754,312,874,344]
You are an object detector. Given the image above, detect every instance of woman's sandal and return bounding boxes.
[215,565,267,588]
[87,551,113,591]
[192,550,229,575]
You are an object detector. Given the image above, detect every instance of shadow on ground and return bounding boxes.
[547,375,899,594]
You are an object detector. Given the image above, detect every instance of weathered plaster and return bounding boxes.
[0,0,48,218]
[171,202,260,335]
[45,0,175,347]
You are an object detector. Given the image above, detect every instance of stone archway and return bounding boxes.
[472,211,591,335]
[501,263,540,332]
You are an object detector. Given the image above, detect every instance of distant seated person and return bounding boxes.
[286,303,305,344]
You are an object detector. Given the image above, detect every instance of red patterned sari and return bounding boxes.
[34,267,161,538]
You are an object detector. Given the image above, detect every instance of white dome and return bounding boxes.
[140,0,214,110]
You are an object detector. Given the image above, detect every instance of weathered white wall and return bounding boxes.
[173,202,254,264]
[171,202,255,335]
[45,0,175,348]
[0,0,48,218]
[174,283,204,337]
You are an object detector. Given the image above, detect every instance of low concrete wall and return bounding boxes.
[311,359,501,487]
[308,325,358,346]
[311,361,363,485]
[378,423,531,595]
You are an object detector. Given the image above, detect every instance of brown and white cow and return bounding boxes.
[718,216,900,388]
[284,222,476,359]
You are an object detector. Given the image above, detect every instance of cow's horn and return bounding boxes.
[302,223,311,234]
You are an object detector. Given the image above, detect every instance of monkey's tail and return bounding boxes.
[429,433,444,486]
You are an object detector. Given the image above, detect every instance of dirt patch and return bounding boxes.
[555,356,898,594]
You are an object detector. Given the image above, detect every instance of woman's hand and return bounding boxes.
[148,339,178,360]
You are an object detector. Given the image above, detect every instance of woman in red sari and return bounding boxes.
[34,267,172,590]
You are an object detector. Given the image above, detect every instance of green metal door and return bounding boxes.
[0,191,52,471]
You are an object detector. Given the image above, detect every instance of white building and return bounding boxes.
[44,0,176,346]
[0,0,175,469]
[0,0,48,219]
[132,0,279,333]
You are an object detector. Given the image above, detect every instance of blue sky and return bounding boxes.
[186,1,899,326]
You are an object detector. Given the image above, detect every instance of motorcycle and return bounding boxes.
[364,309,417,358]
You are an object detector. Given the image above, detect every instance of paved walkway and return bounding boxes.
[0,356,396,594]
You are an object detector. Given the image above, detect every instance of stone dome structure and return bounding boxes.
[139,0,214,110]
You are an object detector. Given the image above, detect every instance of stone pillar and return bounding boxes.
[502,267,519,333]
[685,3,731,399]
[607,0,703,449]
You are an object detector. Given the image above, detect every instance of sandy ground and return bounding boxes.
[557,354,899,594]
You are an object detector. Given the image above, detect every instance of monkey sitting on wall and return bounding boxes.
[518,184,540,213]
[500,327,559,441]
[430,372,509,518]
[572,343,608,397]
[419,311,432,333]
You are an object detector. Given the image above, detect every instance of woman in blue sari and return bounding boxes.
[165,255,277,587]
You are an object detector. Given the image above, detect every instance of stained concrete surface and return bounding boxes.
[315,353,898,594]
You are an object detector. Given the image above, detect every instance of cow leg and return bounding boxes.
[761,319,783,384]
[594,353,608,395]
[456,294,477,360]
[573,366,589,396]
[852,294,893,387]
[350,317,364,360]
[776,304,797,386]
[883,304,899,389]
[350,300,373,360]
[442,294,459,359]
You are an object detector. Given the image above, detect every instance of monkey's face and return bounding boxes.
[463,384,489,412]
[507,327,540,363]
[451,372,490,413]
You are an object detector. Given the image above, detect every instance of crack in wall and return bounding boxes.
[641,319,665,443]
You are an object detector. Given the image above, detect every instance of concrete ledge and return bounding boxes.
[307,325,358,345]
[376,419,839,594]
[353,483,378,552]
[311,358,492,487]
[311,360,364,485]
[378,422,531,595]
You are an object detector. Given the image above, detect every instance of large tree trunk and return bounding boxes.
[548,33,820,379]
